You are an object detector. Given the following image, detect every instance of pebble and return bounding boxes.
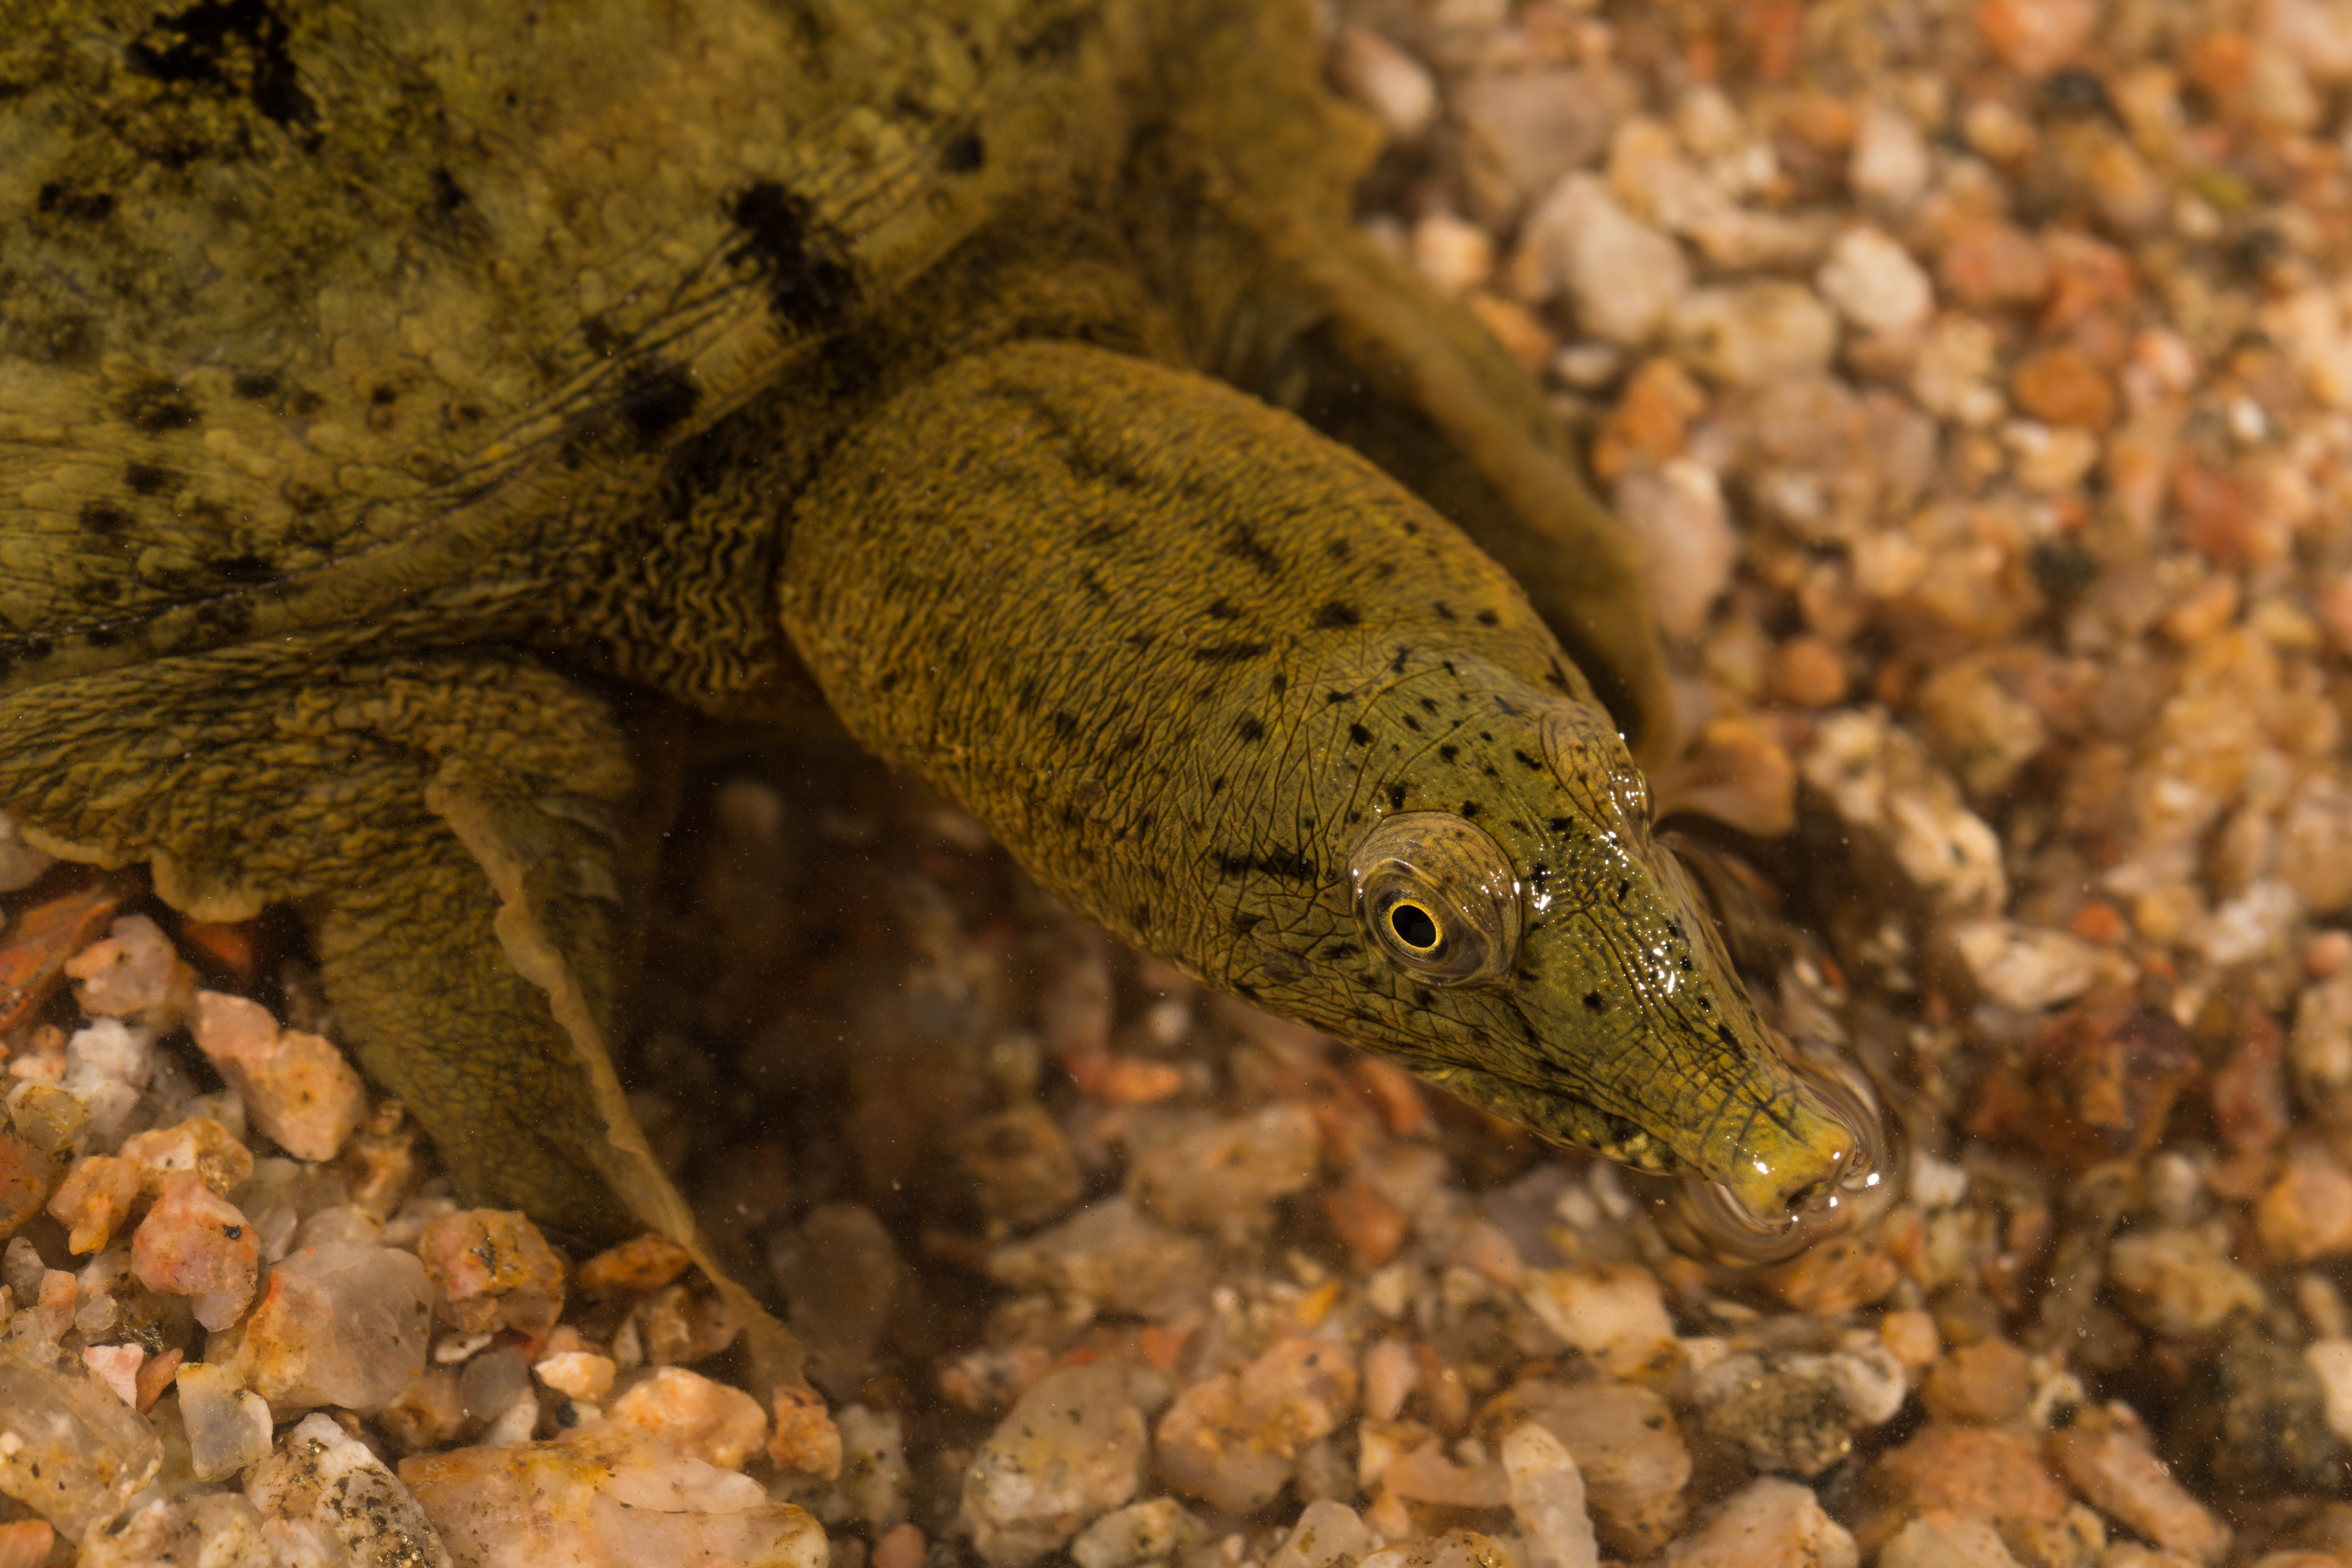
[1477,1378,1690,1557]
[1519,1264,1679,1379]
[534,1349,617,1401]
[0,809,53,893]
[1692,1349,1896,1477]
[1510,174,1689,345]
[1948,920,2104,1012]
[1384,1442,1508,1506]
[1615,460,1737,642]
[176,1359,276,1481]
[986,1197,1214,1319]
[1817,226,1935,337]
[948,1102,1083,1232]
[1454,67,1634,223]
[1364,1336,1420,1422]
[2167,1316,2340,1495]
[1410,213,1495,299]
[2047,1413,2230,1565]
[1880,1514,2026,1568]
[1267,1499,1377,1568]
[1924,1338,2033,1424]
[1802,710,2008,916]
[773,1203,905,1397]
[1663,1478,1858,1568]
[1976,0,2097,76]
[1069,1496,1201,1568]
[1360,1533,1521,1568]
[1669,284,1839,388]
[576,1231,693,1297]
[1327,29,1438,143]
[76,1493,273,1566]
[1859,1424,2069,1551]
[1851,105,1931,208]
[191,990,367,1162]
[381,1368,469,1455]
[875,1523,928,1568]
[2012,348,2116,432]
[0,1334,163,1542]
[2309,1339,2352,1442]
[610,1365,770,1469]
[1504,1422,1600,1568]
[836,1404,912,1530]
[130,1170,259,1330]
[76,1342,137,1406]
[1156,1337,1356,1514]
[247,1414,457,1568]
[46,1153,139,1254]
[2105,1225,2267,1337]
[961,1364,1144,1566]
[1130,1102,1320,1246]
[120,1115,254,1198]
[65,915,190,1026]
[416,1208,566,1336]
[2255,1146,2352,1262]
[231,1239,434,1410]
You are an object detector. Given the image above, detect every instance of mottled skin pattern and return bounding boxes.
[0,0,1852,1386]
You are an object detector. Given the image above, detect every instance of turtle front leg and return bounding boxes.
[0,643,800,1393]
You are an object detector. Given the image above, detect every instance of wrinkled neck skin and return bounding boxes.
[781,339,1854,1219]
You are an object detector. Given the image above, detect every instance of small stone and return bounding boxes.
[1385,1443,1508,1507]
[1326,1176,1410,1267]
[1511,174,1690,345]
[875,1524,928,1568]
[771,1203,902,1397]
[1361,1534,1521,1568]
[1770,635,1850,709]
[962,1363,1145,1567]
[1999,1504,2106,1568]
[1465,294,1554,373]
[0,880,127,1034]
[130,1170,259,1330]
[1881,1514,2025,1568]
[0,1334,163,1542]
[837,1404,911,1531]
[1976,0,2097,77]
[1860,1424,2070,1549]
[77,1493,273,1567]
[1948,921,2103,1012]
[535,1349,618,1402]
[1818,226,1935,336]
[65,915,191,1026]
[1520,1264,1679,1379]
[1802,710,2008,916]
[2167,1317,2340,1495]
[78,1343,140,1406]
[1925,1339,2033,1425]
[1365,1336,1420,1422]
[417,1208,566,1336]
[1669,283,1839,387]
[1504,1423,1600,1568]
[576,1231,693,1298]
[177,1360,276,1481]
[1327,29,1437,143]
[1130,1102,1319,1246]
[1069,1497,1202,1568]
[2256,1147,2352,1263]
[191,991,367,1163]
[460,1345,534,1427]
[948,1103,1083,1232]
[1940,223,2053,307]
[0,810,54,894]
[45,1154,137,1255]
[1476,1379,1689,1558]
[2047,1414,2230,1565]
[2012,348,2116,431]
[403,1421,827,1568]
[380,1368,470,1456]
[2106,1225,2268,1338]
[1156,1337,1357,1514]
[610,1366,770,1470]
[246,1412,453,1566]
[986,1197,1213,1319]
[1663,1478,1858,1568]
[119,1116,254,1198]
[2307,1339,2352,1442]
[1694,1351,1887,1477]
[1410,213,1494,299]
[1615,461,1735,642]
[1267,1500,1377,1568]
[232,1241,434,1411]
[1455,67,1636,224]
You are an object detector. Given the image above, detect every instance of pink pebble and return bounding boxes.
[131,1170,260,1330]
[81,1343,144,1406]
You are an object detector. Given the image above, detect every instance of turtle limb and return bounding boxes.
[0,644,801,1394]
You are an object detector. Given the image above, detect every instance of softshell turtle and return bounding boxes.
[0,0,1862,1384]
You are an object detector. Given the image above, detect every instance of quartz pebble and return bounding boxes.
[1477,1378,1689,1557]
[1880,1514,2026,1568]
[986,1197,1213,1318]
[417,1207,566,1336]
[232,1240,434,1411]
[610,1365,770,1469]
[2256,1147,2352,1262]
[1129,1102,1320,1245]
[836,1404,912,1530]
[1511,175,1690,345]
[191,990,367,1162]
[576,1231,693,1297]
[46,1153,139,1255]
[1155,1337,1357,1514]
[1327,29,1437,143]
[770,1385,843,1479]
[1693,1349,1904,1477]
[535,1349,618,1402]
[1520,1265,1679,1379]
[1663,1478,1858,1568]
[120,1115,254,1197]
[1817,226,1935,337]
[1669,284,1839,387]
[1267,1499,1377,1568]
[2308,1339,2352,1442]
[130,1170,258,1330]
[1069,1496,1202,1568]
[177,1359,276,1481]
[962,1363,1145,1567]
[1504,1422,1600,1568]
[78,1494,275,1566]
[2047,1414,2230,1565]
[2106,1226,2267,1337]
[403,1421,827,1568]
[0,1334,163,1541]
[65,915,190,1025]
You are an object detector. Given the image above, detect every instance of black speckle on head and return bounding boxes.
[209,551,277,585]
[726,181,858,326]
[1205,597,1240,620]
[616,361,699,446]
[1051,711,1080,740]
[1315,601,1360,630]
[124,0,319,136]
[1439,744,1458,762]
[1432,601,1455,620]
[1077,565,1111,604]
[1232,912,1263,934]
[1077,520,1125,547]
[1324,538,1353,563]
[1235,715,1266,742]
[1514,749,1543,770]
[124,463,174,495]
[428,166,469,216]
[1544,660,1573,693]
[1216,847,1315,880]
[1413,987,1434,1008]
[35,182,115,222]
[120,380,198,433]
[79,501,131,535]
[1389,646,1410,674]
[1387,783,1407,810]
[1348,723,1372,745]
[1475,609,1500,627]
[1269,672,1287,694]
[1584,990,1605,1011]
[1460,800,1482,818]
[1419,697,1438,714]
[1223,526,1281,576]
[1014,678,1039,713]
[230,371,279,401]
[1401,715,1421,733]
[940,130,985,172]
[1210,775,1227,795]
[1191,642,1267,664]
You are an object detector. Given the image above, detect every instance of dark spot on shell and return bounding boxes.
[1269,672,1287,694]
[1475,609,1500,627]
[1387,783,1407,809]
[79,501,131,535]
[1223,526,1281,576]
[1235,716,1266,741]
[1205,597,1240,620]
[124,464,174,495]
[1419,697,1438,714]
[1192,642,1267,664]
[1051,712,1079,739]
[120,381,198,433]
[726,181,858,326]
[1389,647,1410,673]
[1584,990,1605,1010]
[616,361,700,446]
[1460,801,1481,818]
[230,372,279,401]
[1514,750,1543,770]
[125,0,319,137]
[1401,715,1421,733]
[428,166,471,217]
[1325,538,1353,562]
[1413,987,1434,1007]
[941,130,985,172]
[210,552,277,585]
[1348,724,1372,745]
[1432,601,1455,620]
[35,183,114,222]
[1315,601,1360,629]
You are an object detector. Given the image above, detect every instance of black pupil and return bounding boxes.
[1389,902,1439,950]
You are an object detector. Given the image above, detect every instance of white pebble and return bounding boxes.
[1267,1500,1376,1568]
[246,1413,451,1567]
[1504,1424,1599,1568]
[2305,1338,2352,1441]
[1851,104,1931,207]
[177,1362,275,1482]
[1328,30,1438,142]
[0,810,53,894]
[1669,283,1838,386]
[1411,213,1494,298]
[1512,174,1689,345]
[1816,226,1934,336]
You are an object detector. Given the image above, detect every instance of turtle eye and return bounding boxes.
[1351,812,1520,986]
